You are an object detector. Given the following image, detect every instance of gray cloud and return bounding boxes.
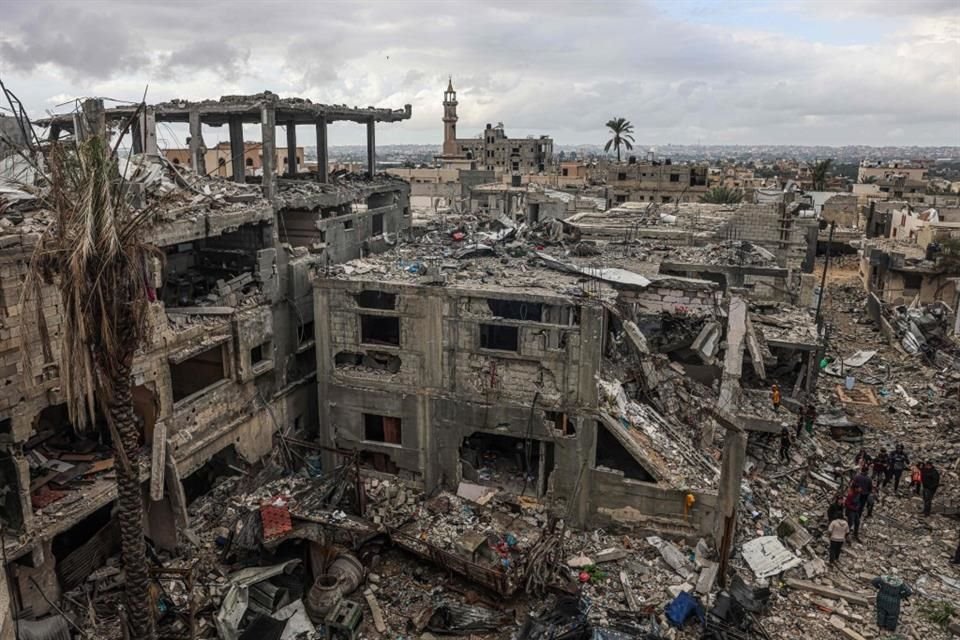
[0,9,150,78]
[158,42,250,81]
[0,0,956,147]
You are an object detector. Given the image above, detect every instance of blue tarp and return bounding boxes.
[664,591,705,628]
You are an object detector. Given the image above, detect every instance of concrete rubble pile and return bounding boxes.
[663,240,779,268]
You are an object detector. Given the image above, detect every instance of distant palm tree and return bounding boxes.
[604,118,635,163]
[700,186,744,204]
[812,159,833,190]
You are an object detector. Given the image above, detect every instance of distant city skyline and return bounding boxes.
[1,0,958,148]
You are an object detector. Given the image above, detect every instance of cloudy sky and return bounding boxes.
[1,0,958,149]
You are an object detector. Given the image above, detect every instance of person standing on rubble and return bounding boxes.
[771,383,782,412]
[803,403,817,435]
[871,574,912,633]
[920,461,941,517]
[827,514,849,564]
[872,449,889,483]
[779,426,792,461]
[852,468,875,519]
[910,463,923,496]
[844,486,863,542]
[887,444,909,494]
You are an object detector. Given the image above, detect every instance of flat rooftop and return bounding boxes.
[36,91,412,128]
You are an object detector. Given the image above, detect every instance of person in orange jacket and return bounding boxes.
[771,383,782,412]
[909,465,922,496]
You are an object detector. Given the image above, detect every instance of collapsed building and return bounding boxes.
[0,92,411,628]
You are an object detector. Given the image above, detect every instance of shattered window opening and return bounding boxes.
[170,344,227,402]
[363,414,402,445]
[360,314,400,346]
[479,324,519,352]
[487,298,542,322]
[250,341,271,367]
[334,350,401,373]
[355,290,396,310]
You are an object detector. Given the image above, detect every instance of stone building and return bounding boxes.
[605,158,709,205]
[164,141,306,177]
[438,79,553,174]
[0,92,410,620]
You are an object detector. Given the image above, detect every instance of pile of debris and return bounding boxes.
[664,240,779,268]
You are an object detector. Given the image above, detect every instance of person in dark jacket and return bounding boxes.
[872,449,889,483]
[871,574,912,632]
[852,469,874,518]
[921,461,941,516]
[843,487,863,542]
[887,444,909,493]
[779,426,792,461]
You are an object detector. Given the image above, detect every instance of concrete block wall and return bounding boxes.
[587,468,718,537]
[309,183,411,264]
[619,285,720,316]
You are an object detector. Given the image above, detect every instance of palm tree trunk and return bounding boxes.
[110,362,156,640]
[616,144,621,164]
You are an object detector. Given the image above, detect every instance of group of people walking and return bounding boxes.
[828,446,943,563]
[823,445,948,633]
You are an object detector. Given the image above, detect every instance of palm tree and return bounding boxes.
[812,159,833,191]
[22,100,157,639]
[700,186,744,204]
[604,117,635,163]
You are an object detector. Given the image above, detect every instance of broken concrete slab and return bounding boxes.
[696,563,719,594]
[593,548,628,564]
[741,536,802,578]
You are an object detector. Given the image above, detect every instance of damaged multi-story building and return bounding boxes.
[312,243,723,533]
[0,92,411,623]
[605,156,709,205]
[437,79,554,174]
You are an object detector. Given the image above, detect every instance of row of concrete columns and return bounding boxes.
[182,110,375,191]
[49,105,379,192]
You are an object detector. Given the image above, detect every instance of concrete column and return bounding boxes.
[188,109,206,176]
[143,108,158,155]
[260,106,276,201]
[314,286,335,471]
[315,116,329,183]
[77,98,105,142]
[285,120,297,177]
[130,118,143,154]
[228,115,245,183]
[366,118,376,177]
[47,123,61,144]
